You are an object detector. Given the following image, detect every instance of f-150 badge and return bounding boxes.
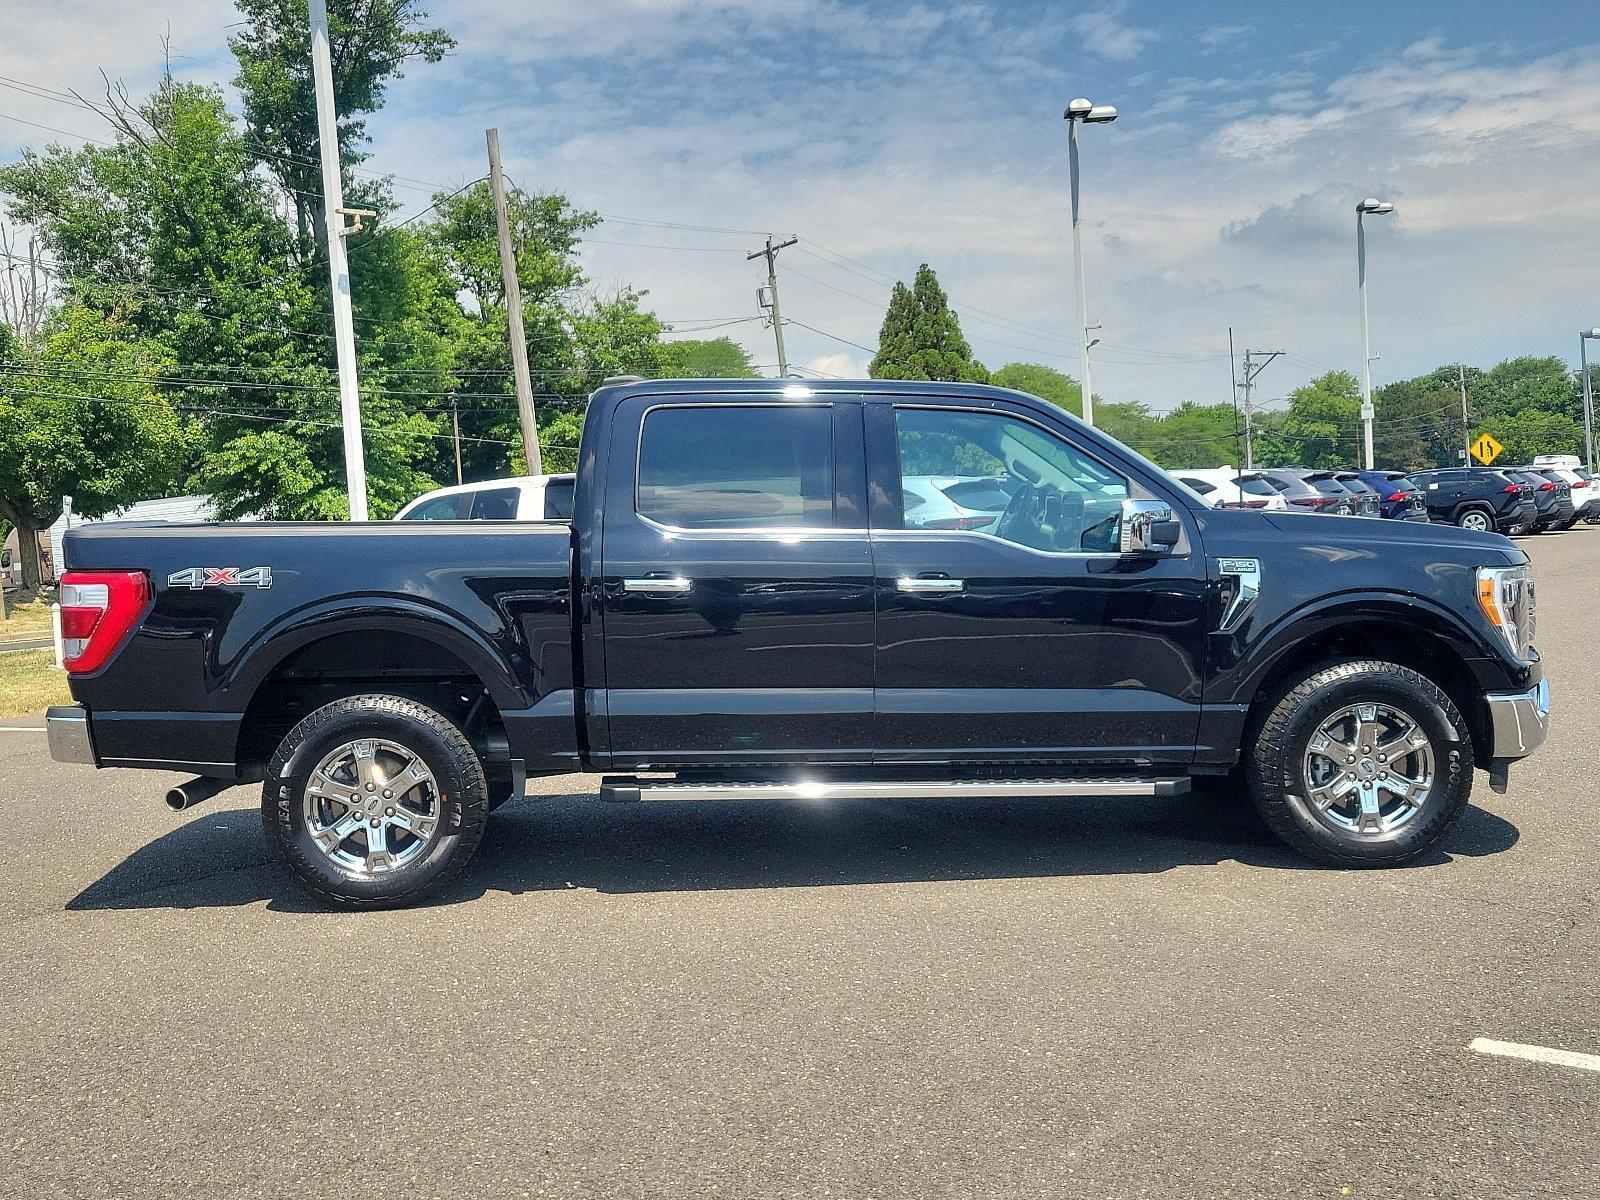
[167,566,273,590]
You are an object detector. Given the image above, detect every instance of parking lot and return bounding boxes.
[0,528,1594,1199]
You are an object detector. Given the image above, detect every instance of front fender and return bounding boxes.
[1216,590,1509,707]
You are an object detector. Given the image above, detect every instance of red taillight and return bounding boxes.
[1539,482,1556,491]
[58,570,149,674]
[1291,495,1338,508]
[1502,484,1520,493]
[1574,480,1589,488]
[1386,491,1410,502]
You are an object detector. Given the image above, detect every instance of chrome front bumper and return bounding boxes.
[1485,677,1550,760]
[45,705,96,765]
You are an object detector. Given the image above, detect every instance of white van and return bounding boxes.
[394,474,576,522]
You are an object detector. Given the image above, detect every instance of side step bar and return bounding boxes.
[600,776,1192,803]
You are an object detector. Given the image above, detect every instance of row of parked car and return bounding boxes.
[1172,456,1598,534]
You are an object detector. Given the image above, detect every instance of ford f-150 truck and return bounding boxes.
[47,379,1550,908]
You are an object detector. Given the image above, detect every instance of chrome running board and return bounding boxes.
[600,776,1192,803]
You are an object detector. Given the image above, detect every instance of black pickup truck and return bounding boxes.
[47,379,1549,908]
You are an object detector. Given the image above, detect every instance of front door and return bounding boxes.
[598,395,875,767]
[865,398,1209,765]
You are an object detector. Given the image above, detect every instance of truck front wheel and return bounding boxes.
[1248,660,1473,867]
[261,694,490,909]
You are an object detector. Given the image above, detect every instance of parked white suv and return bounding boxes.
[1531,455,1599,522]
[394,474,576,522]
[1171,468,1287,511]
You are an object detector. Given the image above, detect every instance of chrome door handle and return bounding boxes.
[897,576,964,594]
[622,576,692,594]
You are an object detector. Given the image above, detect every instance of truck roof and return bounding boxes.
[592,376,1065,407]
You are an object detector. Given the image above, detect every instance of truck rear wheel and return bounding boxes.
[1247,660,1473,867]
[261,694,490,909]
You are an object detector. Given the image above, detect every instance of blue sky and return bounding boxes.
[5,0,1600,410]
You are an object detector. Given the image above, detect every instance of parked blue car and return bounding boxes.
[1356,470,1429,521]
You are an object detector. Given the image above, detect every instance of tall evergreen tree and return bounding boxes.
[869,264,989,383]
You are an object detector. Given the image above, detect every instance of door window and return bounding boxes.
[637,405,834,529]
[402,494,465,521]
[892,407,1127,552]
[468,487,521,520]
[541,477,575,520]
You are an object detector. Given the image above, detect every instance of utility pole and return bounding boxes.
[308,0,368,519]
[1581,330,1599,474]
[749,235,797,376]
[486,128,540,475]
[451,401,464,486]
[1458,363,1471,464]
[1238,349,1283,470]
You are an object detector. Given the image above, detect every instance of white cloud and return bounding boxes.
[1069,6,1160,62]
[804,351,867,379]
[1198,24,1251,55]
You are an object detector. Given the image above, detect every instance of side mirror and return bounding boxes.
[1120,498,1181,556]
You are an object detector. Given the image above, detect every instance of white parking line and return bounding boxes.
[0,727,45,733]
[1470,1038,1600,1073]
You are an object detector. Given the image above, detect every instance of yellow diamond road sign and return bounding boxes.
[1471,433,1503,465]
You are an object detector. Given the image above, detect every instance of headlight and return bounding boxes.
[1476,564,1535,660]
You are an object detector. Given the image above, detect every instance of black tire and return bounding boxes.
[261,694,489,909]
[1455,508,1492,533]
[1247,659,1473,868]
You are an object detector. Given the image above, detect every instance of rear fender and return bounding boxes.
[225,596,529,713]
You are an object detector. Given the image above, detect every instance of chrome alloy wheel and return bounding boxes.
[302,738,440,875]
[1301,703,1435,836]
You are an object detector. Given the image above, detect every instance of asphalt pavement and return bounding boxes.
[1,528,1596,1199]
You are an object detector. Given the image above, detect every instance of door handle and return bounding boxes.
[897,576,964,594]
[622,576,692,594]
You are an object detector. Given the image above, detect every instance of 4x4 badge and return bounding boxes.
[167,566,273,590]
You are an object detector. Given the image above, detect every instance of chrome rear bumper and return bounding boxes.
[1485,677,1550,760]
[45,705,96,765]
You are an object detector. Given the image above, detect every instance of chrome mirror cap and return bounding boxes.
[1121,498,1179,555]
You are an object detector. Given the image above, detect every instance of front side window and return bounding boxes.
[893,407,1127,552]
[637,405,834,529]
[403,494,464,521]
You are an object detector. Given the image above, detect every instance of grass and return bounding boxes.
[0,649,71,717]
[0,592,56,644]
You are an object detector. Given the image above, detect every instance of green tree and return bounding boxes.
[1482,408,1584,464]
[869,264,989,383]
[1,79,444,520]
[229,0,453,256]
[656,337,758,379]
[1139,402,1243,470]
[0,307,187,588]
[1255,370,1363,468]
[991,362,1082,416]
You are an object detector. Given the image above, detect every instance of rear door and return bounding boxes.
[596,395,874,767]
[864,395,1208,765]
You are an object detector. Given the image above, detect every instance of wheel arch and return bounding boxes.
[1234,598,1495,766]
[229,600,527,776]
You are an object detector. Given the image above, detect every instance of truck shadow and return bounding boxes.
[66,784,1522,913]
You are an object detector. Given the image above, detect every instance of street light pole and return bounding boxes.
[1581,330,1599,474]
[1356,198,1394,470]
[1065,98,1118,427]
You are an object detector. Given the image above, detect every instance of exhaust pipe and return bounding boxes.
[165,776,234,812]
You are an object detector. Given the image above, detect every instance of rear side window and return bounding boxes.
[469,487,521,520]
[542,478,575,520]
[637,405,834,529]
[403,494,465,521]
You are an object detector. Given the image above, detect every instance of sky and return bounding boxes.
[4,0,1600,412]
